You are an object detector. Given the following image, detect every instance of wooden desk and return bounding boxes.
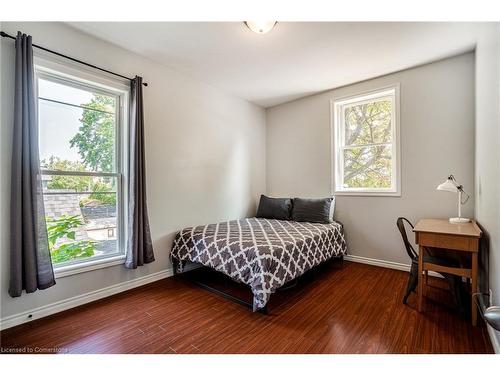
[413,219,482,325]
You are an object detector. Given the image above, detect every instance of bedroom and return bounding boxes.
[1,0,500,371]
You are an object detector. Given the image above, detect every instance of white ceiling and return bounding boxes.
[68,22,483,108]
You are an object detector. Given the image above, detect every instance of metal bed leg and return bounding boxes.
[278,279,299,291]
[172,258,179,276]
[188,278,256,311]
[175,265,271,314]
[174,257,347,315]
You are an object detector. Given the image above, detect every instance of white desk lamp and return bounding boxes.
[436,175,470,224]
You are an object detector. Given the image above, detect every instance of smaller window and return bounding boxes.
[332,85,400,196]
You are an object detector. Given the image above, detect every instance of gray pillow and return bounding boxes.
[291,197,335,223]
[256,195,292,220]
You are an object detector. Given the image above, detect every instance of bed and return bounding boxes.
[171,217,348,311]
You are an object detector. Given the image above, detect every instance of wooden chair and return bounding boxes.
[397,217,465,310]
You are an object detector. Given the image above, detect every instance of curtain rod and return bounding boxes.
[1,31,148,87]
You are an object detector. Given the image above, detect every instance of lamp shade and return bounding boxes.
[437,178,458,193]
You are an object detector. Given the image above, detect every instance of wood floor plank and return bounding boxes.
[0,261,493,354]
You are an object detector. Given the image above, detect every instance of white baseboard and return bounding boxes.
[345,254,411,272]
[487,324,500,354]
[0,268,173,331]
[344,254,442,278]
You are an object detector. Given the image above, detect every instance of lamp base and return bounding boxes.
[449,217,471,224]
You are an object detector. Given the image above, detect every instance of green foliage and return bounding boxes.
[46,215,96,264]
[41,156,92,192]
[343,100,392,188]
[343,146,391,188]
[70,95,116,173]
[50,241,96,264]
[345,100,392,146]
[78,180,117,207]
[46,215,82,247]
[88,181,116,206]
[42,155,116,207]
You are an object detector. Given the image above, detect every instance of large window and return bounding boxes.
[35,61,129,275]
[331,85,400,196]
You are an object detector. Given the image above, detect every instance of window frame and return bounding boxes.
[34,55,130,277]
[330,84,401,197]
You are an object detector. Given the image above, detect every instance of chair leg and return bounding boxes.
[425,270,429,285]
[403,262,419,304]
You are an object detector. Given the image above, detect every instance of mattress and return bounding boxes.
[171,217,348,311]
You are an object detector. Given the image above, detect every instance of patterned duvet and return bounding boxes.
[171,217,348,311]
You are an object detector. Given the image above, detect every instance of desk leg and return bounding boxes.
[418,245,424,312]
[472,252,478,326]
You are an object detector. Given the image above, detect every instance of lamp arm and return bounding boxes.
[450,174,469,205]
[456,184,470,205]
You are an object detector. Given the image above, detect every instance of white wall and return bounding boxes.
[475,24,500,350]
[266,53,475,266]
[0,22,266,321]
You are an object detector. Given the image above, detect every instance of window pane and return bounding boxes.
[343,145,392,189]
[344,98,392,146]
[43,175,119,265]
[39,78,116,112]
[39,92,116,173]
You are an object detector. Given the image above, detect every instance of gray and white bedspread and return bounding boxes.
[171,217,348,311]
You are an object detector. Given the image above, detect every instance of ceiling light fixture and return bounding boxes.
[244,21,277,34]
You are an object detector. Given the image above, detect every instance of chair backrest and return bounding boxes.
[396,217,418,261]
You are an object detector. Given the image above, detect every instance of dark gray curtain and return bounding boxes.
[125,76,155,268]
[9,32,55,297]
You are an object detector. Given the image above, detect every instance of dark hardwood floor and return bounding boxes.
[0,261,493,354]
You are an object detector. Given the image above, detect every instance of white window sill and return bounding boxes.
[54,255,126,279]
[334,190,401,197]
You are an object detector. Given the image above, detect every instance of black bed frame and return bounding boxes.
[172,255,344,314]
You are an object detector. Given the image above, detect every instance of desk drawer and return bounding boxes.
[416,232,478,252]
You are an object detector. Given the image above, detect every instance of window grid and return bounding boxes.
[332,85,400,196]
[35,67,128,270]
